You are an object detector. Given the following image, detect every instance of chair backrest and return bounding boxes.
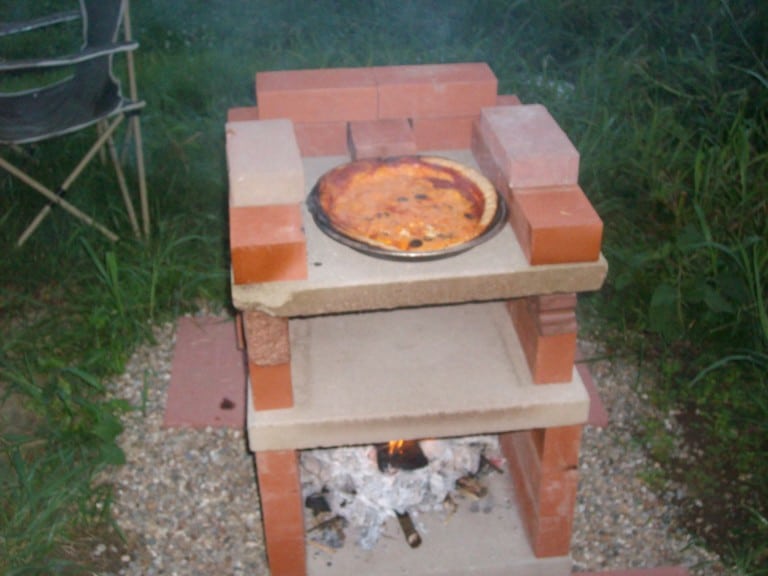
[84,0,124,46]
[75,0,124,116]
[0,0,139,144]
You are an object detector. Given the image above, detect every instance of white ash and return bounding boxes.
[300,435,500,549]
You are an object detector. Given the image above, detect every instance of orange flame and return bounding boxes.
[388,439,405,455]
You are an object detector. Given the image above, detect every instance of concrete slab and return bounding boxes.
[164,316,247,429]
[232,149,607,316]
[306,462,572,576]
[247,302,589,451]
[225,119,304,207]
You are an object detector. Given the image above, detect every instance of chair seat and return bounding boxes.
[0,71,143,145]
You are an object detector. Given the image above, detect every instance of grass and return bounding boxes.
[1,0,767,573]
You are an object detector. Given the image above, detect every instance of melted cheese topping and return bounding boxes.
[316,156,496,252]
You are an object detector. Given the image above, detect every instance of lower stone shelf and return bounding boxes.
[247,301,589,451]
[305,460,571,576]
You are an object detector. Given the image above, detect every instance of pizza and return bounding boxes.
[311,155,498,253]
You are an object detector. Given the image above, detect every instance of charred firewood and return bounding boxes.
[455,475,488,499]
[442,494,458,516]
[307,515,347,549]
[307,514,347,533]
[395,511,422,548]
[304,492,332,516]
[478,454,504,475]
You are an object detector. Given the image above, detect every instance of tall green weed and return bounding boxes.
[563,0,768,566]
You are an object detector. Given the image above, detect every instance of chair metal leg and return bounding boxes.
[103,120,142,239]
[123,0,150,239]
[4,116,128,245]
[0,156,119,246]
[130,114,150,238]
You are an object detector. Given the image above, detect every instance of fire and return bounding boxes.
[388,439,406,455]
[378,439,428,472]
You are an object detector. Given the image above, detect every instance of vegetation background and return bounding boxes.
[1,0,766,574]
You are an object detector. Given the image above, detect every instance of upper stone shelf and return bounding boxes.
[231,149,607,317]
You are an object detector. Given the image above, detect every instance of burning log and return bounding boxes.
[395,511,422,548]
[376,440,428,473]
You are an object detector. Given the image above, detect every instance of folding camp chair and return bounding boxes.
[0,0,149,246]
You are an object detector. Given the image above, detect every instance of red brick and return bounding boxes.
[261,490,305,542]
[537,332,577,383]
[255,450,306,576]
[479,104,579,188]
[500,430,540,495]
[163,316,247,430]
[411,115,475,150]
[507,298,577,384]
[536,293,578,312]
[249,362,294,410]
[226,119,304,207]
[227,106,259,122]
[256,67,377,123]
[580,569,690,576]
[507,299,540,379]
[375,63,497,119]
[503,426,581,496]
[532,294,579,336]
[260,491,304,543]
[532,505,577,557]
[294,121,349,156]
[230,204,307,285]
[536,309,578,336]
[500,426,582,557]
[509,185,603,264]
[265,538,306,576]
[256,452,302,542]
[533,425,582,470]
[539,468,579,517]
[501,433,537,542]
[243,310,290,366]
[255,450,300,494]
[496,94,522,106]
[471,120,509,196]
[348,118,416,160]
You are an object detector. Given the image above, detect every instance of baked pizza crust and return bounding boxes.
[314,155,499,253]
[419,156,497,227]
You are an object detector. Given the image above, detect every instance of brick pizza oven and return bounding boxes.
[227,62,607,576]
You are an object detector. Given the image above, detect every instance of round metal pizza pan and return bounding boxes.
[306,185,508,262]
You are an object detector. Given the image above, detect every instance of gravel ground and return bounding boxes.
[102,314,731,576]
